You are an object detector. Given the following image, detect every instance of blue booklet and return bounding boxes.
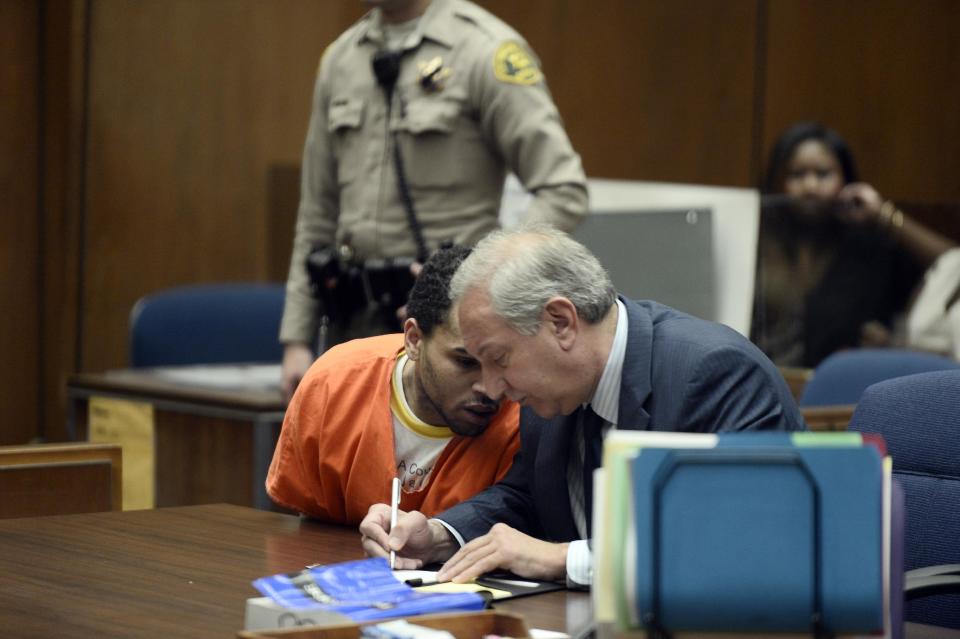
[252,557,487,622]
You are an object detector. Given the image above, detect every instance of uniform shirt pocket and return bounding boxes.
[327,97,365,185]
[402,98,457,135]
[395,97,464,188]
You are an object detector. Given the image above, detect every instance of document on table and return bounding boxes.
[151,363,281,390]
[391,569,563,601]
[89,396,155,509]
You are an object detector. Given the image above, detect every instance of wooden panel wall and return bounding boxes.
[0,1,40,445]
[762,0,960,201]
[484,0,760,185]
[4,0,958,443]
[80,0,363,373]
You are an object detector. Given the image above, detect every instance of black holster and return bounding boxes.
[306,245,415,334]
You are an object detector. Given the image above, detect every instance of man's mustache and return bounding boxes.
[466,394,499,409]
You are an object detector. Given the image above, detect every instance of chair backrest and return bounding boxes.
[799,348,960,406]
[848,370,960,628]
[129,283,285,367]
[0,443,122,518]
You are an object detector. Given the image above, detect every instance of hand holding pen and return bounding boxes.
[358,503,459,569]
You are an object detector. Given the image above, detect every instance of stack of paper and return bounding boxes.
[591,431,902,639]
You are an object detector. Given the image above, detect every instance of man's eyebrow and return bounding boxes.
[471,344,490,358]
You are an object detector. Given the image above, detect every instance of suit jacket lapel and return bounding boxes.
[528,298,655,541]
[618,297,652,431]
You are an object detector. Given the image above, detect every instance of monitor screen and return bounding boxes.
[573,208,714,321]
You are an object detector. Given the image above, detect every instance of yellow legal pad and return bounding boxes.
[414,582,513,600]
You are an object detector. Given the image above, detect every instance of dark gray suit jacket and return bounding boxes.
[438,297,806,542]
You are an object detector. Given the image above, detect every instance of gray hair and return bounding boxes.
[450,225,617,335]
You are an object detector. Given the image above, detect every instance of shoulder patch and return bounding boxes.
[493,41,543,86]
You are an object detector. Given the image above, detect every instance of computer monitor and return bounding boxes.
[572,207,714,321]
[500,177,760,336]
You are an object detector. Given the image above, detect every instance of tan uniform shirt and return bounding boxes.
[280,0,588,344]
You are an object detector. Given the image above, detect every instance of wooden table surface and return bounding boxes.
[0,504,954,638]
[0,504,586,638]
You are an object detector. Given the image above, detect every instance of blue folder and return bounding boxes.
[252,558,486,622]
[629,444,884,634]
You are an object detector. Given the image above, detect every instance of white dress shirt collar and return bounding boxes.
[587,298,627,426]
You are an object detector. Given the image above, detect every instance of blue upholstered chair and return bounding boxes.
[128,283,285,367]
[799,348,960,407]
[848,370,960,629]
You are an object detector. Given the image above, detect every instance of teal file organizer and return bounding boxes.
[630,445,884,635]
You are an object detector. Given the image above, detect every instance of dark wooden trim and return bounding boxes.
[750,0,769,188]
[801,404,856,432]
[0,441,122,516]
[38,0,90,442]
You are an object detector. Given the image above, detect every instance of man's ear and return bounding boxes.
[543,297,578,350]
[404,318,424,360]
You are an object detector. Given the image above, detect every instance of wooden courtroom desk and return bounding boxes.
[0,505,955,639]
[67,367,286,510]
[0,505,586,638]
[801,404,857,432]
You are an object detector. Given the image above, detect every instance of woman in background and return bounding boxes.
[752,121,954,368]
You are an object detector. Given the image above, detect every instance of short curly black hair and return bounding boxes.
[406,245,472,336]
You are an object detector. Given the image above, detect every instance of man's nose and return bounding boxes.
[480,368,506,400]
[472,375,491,398]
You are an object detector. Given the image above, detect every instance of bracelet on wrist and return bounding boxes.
[879,200,905,231]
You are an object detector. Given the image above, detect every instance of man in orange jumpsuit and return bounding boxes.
[267,246,519,524]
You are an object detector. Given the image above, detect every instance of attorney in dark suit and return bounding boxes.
[359,226,806,586]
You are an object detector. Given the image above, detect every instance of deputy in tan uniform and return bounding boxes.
[280,0,588,400]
